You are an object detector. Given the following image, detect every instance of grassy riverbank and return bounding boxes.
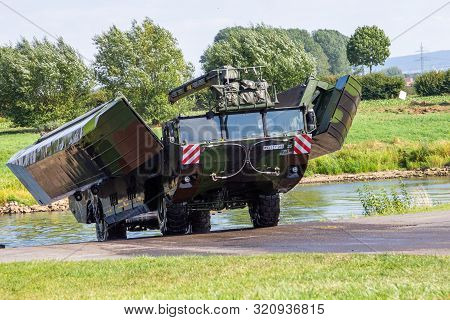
[0,120,39,205]
[0,94,449,205]
[306,140,449,176]
[306,94,450,175]
[396,203,450,215]
[0,253,448,299]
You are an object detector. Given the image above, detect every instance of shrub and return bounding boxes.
[357,181,434,216]
[357,73,405,100]
[357,182,413,215]
[414,70,450,96]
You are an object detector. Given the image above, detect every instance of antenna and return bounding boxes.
[416,43,428,74]
[420,43,424,74]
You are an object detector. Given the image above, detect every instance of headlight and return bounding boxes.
[182,176,191,183]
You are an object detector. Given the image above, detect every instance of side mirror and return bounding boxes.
[305,110,316,133]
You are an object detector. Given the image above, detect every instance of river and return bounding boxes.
[0,177,449,248]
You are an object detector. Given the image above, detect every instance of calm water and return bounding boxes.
[0,177,449,248]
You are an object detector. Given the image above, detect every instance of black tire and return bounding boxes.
[95,221,127,242]
[91,201,127,242]
[248,193,280,228]
[158,197,189,236]
[190,210,211,234]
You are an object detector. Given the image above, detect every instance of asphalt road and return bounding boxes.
[1,210,449,262]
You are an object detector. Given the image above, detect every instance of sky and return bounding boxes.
[0,0,449,73]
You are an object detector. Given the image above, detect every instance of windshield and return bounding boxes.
[266,109,304,137]
[179,116,221,143]
[178,109,303,143]
[224,112,264,140]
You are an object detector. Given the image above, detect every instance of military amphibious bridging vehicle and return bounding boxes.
[7,66,361,241]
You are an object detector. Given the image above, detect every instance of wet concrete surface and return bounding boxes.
[1,210,449,262]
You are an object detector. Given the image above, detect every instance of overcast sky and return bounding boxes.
[0,0,449,73]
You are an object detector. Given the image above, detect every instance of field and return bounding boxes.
[307,94,450,175]
[0,254,448,299]
[349,95,449,144]
[0,120,39,205]
[0,94,449,205]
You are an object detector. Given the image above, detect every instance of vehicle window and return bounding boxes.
[179,116,221,143]
[265,109,304,137]
[224,112,264,140]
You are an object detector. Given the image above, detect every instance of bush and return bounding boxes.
[357,181,413,215]
[414,70,450,96]
[357,73,405,100]
[357,181,434,216]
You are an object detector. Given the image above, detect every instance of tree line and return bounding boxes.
[0,19,392,128]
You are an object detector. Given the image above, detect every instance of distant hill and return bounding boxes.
[373,50,450,74]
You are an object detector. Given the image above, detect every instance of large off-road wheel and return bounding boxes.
[158,197,189,236]
[248,193,280,228]
[95,221,127,242]
[91,201,127,242]
[189,210,211,234]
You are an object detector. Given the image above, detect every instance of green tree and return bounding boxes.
[312,29,350,75]
[381,66,403,77]
[214,27,329,76]
[347,26,390,73]
[213,26,246,42]
[201,25,316,91]
[284,28,330,76]
[93,18,193,124]
[0,38,94,128]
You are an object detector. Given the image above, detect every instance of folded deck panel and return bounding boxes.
[7,97,162,205]
[309,75,362,159]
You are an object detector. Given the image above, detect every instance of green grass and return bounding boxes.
[355,203,450,218]
[306,94,450,175]
[350,95,449,143]
[347,112,450,144]
[306,140,450,176]
[0,254,448,299]
[359,94,449,111]
[151,125,162,138]
[0,126,39,205]
[397,203,450,215]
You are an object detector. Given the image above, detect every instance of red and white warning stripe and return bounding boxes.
[181,144,201,165]
[294,134,312,154]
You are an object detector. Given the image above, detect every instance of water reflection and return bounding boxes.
[0,177,449,248]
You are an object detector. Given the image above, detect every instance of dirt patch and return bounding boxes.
[386,105,449,114]
[0,199,68,215]
[409,100,449,107]
[301,167,449,184]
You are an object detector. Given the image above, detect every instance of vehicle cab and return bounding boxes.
[162,105,312,207]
